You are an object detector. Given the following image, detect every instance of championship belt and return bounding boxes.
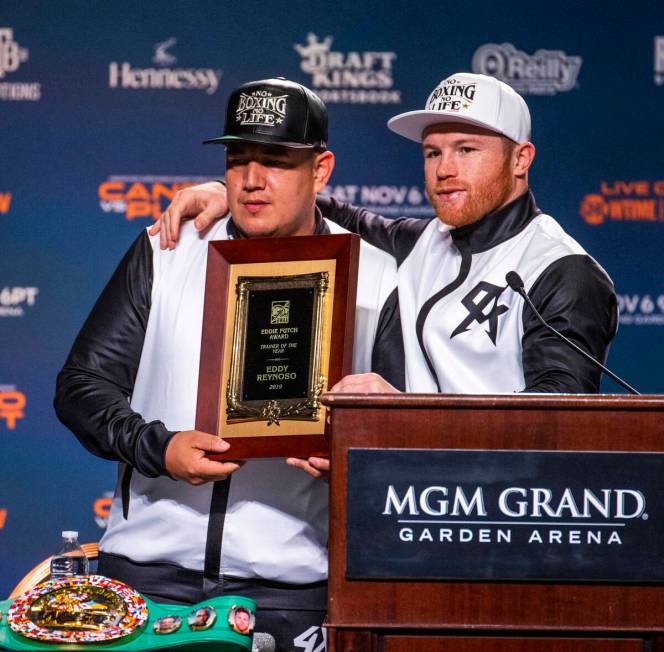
[0,575,255,651]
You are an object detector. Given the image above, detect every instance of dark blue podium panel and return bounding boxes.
[347,449,664,582]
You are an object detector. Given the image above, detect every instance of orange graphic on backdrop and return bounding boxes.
[0,390,26,429]
[94,497,112,519]
[98,182,196,221]
[580,180,664,225]
[0,192,11,214]
[579,194,608,225]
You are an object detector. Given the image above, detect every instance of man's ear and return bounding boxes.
[513,142,536,178]
[313,150,335,192]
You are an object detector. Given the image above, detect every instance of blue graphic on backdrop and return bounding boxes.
[1,0,663,598]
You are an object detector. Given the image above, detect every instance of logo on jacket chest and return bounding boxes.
[450,281,509,345]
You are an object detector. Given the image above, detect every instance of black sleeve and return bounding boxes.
[316,195,429,266]
[521,254,618,393]
[371,288,405,391]
[54,231,177,477]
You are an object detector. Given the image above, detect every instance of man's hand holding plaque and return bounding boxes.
[164,431,244,485]
[286,456,330,480]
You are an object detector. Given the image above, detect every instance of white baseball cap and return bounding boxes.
[388,72,531,144]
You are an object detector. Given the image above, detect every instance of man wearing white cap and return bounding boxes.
[155,72,618,394]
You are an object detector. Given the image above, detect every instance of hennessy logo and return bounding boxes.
[152,37,177,66]
[236,91,287,127]
[450,281,509,345]
[271,300,290,325]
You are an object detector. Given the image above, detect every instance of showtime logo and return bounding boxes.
[98,175,214,221]
[294,33,400,104]
[324,184,434,218]
[0,385,26,430]
[109,37,222,94]
[0,27,41,101]
[579,180,664,225]
[472,42,581,95]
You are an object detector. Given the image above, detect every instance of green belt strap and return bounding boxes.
[0,575,255,651]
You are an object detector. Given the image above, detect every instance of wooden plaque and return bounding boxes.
[196,233,359,459]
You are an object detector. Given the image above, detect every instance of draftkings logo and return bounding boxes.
[0,28,41,101]
[0,191,11,214]
[294,32,400,104]
[579,180,664,225]
[472,42,581,95]
[98,175,214,221]
[0,385,26,430]
[109,37,222,94]
[655,36,664,86]
[94,492,113,529]
[324,184,434,218]
[617,292,664,326]
[0,286,39,317]
[0,508,6,530]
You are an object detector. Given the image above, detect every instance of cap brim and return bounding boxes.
[202,134,319,149]
[387,110,507,143]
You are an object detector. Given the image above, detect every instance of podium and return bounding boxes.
[322,394,664,652]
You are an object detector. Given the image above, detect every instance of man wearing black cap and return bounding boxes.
[55,78,401,651]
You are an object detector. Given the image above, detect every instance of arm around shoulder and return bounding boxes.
[316,194,429,263]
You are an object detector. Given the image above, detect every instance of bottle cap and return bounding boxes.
[61,530,78,538]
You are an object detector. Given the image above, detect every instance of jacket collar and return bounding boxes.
[450,189,540,254]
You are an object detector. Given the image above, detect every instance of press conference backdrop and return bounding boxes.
[1,0,663,597]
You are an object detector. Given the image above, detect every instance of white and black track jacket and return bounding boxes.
[54,213,401,590]
[318,190,618,393]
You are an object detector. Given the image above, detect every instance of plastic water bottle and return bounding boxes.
[50,531,89,580]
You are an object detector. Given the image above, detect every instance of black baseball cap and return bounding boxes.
[203,77,328,150]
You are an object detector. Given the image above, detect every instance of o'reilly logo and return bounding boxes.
[472,42,581,95]
[109,37,221,95]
